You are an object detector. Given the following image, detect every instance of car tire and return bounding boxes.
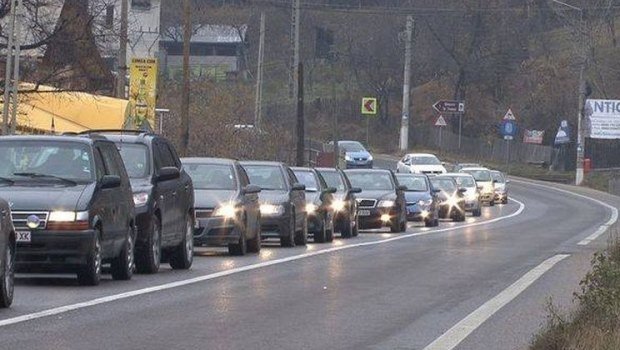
[280,211,296,248]
[433,218,440,227]
[0,241,15,308]
[314,217,327,243]
[473,208,482,217]
[352,216,359,237]
[77,229,102,286]
[326,216,334,242]
[294,214,308,246]
[424,218,434,227]
[489,200,495,207]
[502,198,508,205]
[229,219,248,256]
[399,214,407,232]
[136,216,161,274]
[111,227,135,281]
[170,215,194,270]
[390,217,400,233]
[247,215,261,254]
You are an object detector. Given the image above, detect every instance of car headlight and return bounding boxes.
[377,200,395,208]
[418,199,433,207]
[367,155,373,161]
[47,211,89,230]
[260,204,285,216]
[446,196,461,208]
[49,211,78,222]
[345,154,352,161]
[332,199,346,212]
[213,203,237,218]
[133,192,149,207]
[306,203,318,215]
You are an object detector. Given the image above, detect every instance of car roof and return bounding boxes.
[443,173,473,177]
[460,167,489,171]
[490,170,503,174]
[100,133,154,144]
[0,135,96,145]
[432,175,457,181]
[181,157,237,165]
[315,167,339,172]
[396,173,426,177]
[344,168,391,174]
[405,153,438,157]
[291,166,315,172]
[239,160,284,167]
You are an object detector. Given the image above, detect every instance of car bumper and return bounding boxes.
[406,204,432,221]
[479,193,495,203]
[495,192,508,201]
[194,216,237,246]
[345,161,373,169]
[260,215,290,238]
[16,229,96,273]
[357,207,396,229]
[438,203,465,218]
[306,214,323,233]
[464,200,480,211]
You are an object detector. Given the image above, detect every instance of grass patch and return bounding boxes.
[531,235,620,350]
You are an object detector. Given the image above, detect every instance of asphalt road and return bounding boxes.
[0,157,617,350]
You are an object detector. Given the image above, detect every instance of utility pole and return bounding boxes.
[295,63,304,166]
[179,0,191,156]
[289,0,300,99]
[116,0,129,98]
[254,12,265,130]
[399,15,414,151]
[2,0,17,135]
[9,0,22,135]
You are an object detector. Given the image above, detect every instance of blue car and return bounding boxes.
[395,174,439,227]
[338,141,373,169]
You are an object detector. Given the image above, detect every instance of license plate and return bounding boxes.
[358,210,371,217]
[16,231,31,243]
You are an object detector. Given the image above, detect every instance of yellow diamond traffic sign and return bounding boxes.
[361,97,377,115]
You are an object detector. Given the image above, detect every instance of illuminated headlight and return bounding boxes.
[367,155,374,161]
[421,210,430,218]
[133,192,149,207]
[332,199,346,212]
[446,196,461,208]
[345,154,352,161]
[49,211,77,222]
[377,200,395,208]
[418,199,432,207]
[380,214,391,222]
[213,203,237,218]
[260,204,285,216]
[306,203,318,215]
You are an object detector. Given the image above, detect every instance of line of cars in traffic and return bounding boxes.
[0,134,509,308]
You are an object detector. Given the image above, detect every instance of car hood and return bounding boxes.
[409,164,446,172]
[357,190,395,200]
[304,191,322,204]
[494,183,506,191]
[345,151,371,158]
[258,190,290,204]
[0,183,92,211]
[404,191,431,203]
[478,181,495,193]
[194,189,237,209]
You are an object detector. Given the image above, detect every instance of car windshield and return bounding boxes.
[184,163,236,190]
[319,171,346,192]
[339,141,366,153]
[346,172,394,191]
[431,178,457,192]
[411,156,441,165]
[117,143,150,179]
[0,140,94,183]
[244,165,286,191]
[293,170,319,192]
[397,175,428,191]
[492,172,506,183]
[454,176,476,187]
[463,169,492,182]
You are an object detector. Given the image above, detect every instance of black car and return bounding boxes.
[240,161,307,247]
[0,198,15,307]
[344,169,407,233]
[316,168,361,238]
[396,174,439,227]
[96,131,195,274]
[182,158,262,255]
[0,135,135,285]
[292,167,336,243]
[429,175,466,222]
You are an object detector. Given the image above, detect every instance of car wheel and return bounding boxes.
[170,215,194,270]
[399,211,407,232]
[229,218,248,256]
[390,216,400,233]
[111,226,135,281]
[136,216,161,274]
[280,211,296,248]
[433,218,440,227]
[424,218,433,227]
[77,229,102,286]
[314,217,327,243]
[352,215,359,237]
[341,213,353,239]
[326,216,334,242]
[502,198,508,205]
[473,208,482,217]
[489,200,495,207]
[247,215,261,254]
[294,214,308,246]
[0,240,15,308]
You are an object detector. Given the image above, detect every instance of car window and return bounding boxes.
[244,165,287,191]
[430,178,457,192]
[184,163,236,190]
[346,172,394,191]
[463,169,492,182]
[117,143,150,179]
[339,141,366,152]
[93,147,106,182]
[491,172,505,183]
[411,156,441,165]
[396,175,428,191]
[155,141,176,169]
[454,176,476,187]
[0,140,95,182]
[293,170,319,192]
[99,143,122,177]
[237,166,250,187]
[286,168,298,185]
[319,171,346,192]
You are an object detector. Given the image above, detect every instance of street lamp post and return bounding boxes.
[550,0,586,185]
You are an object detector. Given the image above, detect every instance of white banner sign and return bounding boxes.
[585,99,620,139]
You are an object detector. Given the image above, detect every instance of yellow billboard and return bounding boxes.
[128,58,158,129]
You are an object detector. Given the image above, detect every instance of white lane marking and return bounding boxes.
[511,179,618,245]
[423,254,570,350]
[0,199,525,328]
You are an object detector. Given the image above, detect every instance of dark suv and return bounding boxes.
[92,131,195,274]
[0,135,135,285]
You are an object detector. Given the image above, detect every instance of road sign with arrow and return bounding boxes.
[433,100,465,114]
[361,97,377,115]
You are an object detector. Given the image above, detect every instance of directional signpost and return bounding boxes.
[433,100,465,148]
[435,115,447,151]
[361,97,378,146]
[500,108,518,174]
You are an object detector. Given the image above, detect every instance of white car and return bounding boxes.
[396,153,447,175]
[459,167,495,205]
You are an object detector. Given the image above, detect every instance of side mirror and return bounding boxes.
[350,187,362,194]
[157,167,180,182]
[101,175,121,189]
[397,185,408,191]
[243,184,261,194]
[292,183,306,191]
[323,187,337,194]
[432,188,441,193]
[458,188,468,193]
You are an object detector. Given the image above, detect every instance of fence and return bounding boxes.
[411,126,555,166]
